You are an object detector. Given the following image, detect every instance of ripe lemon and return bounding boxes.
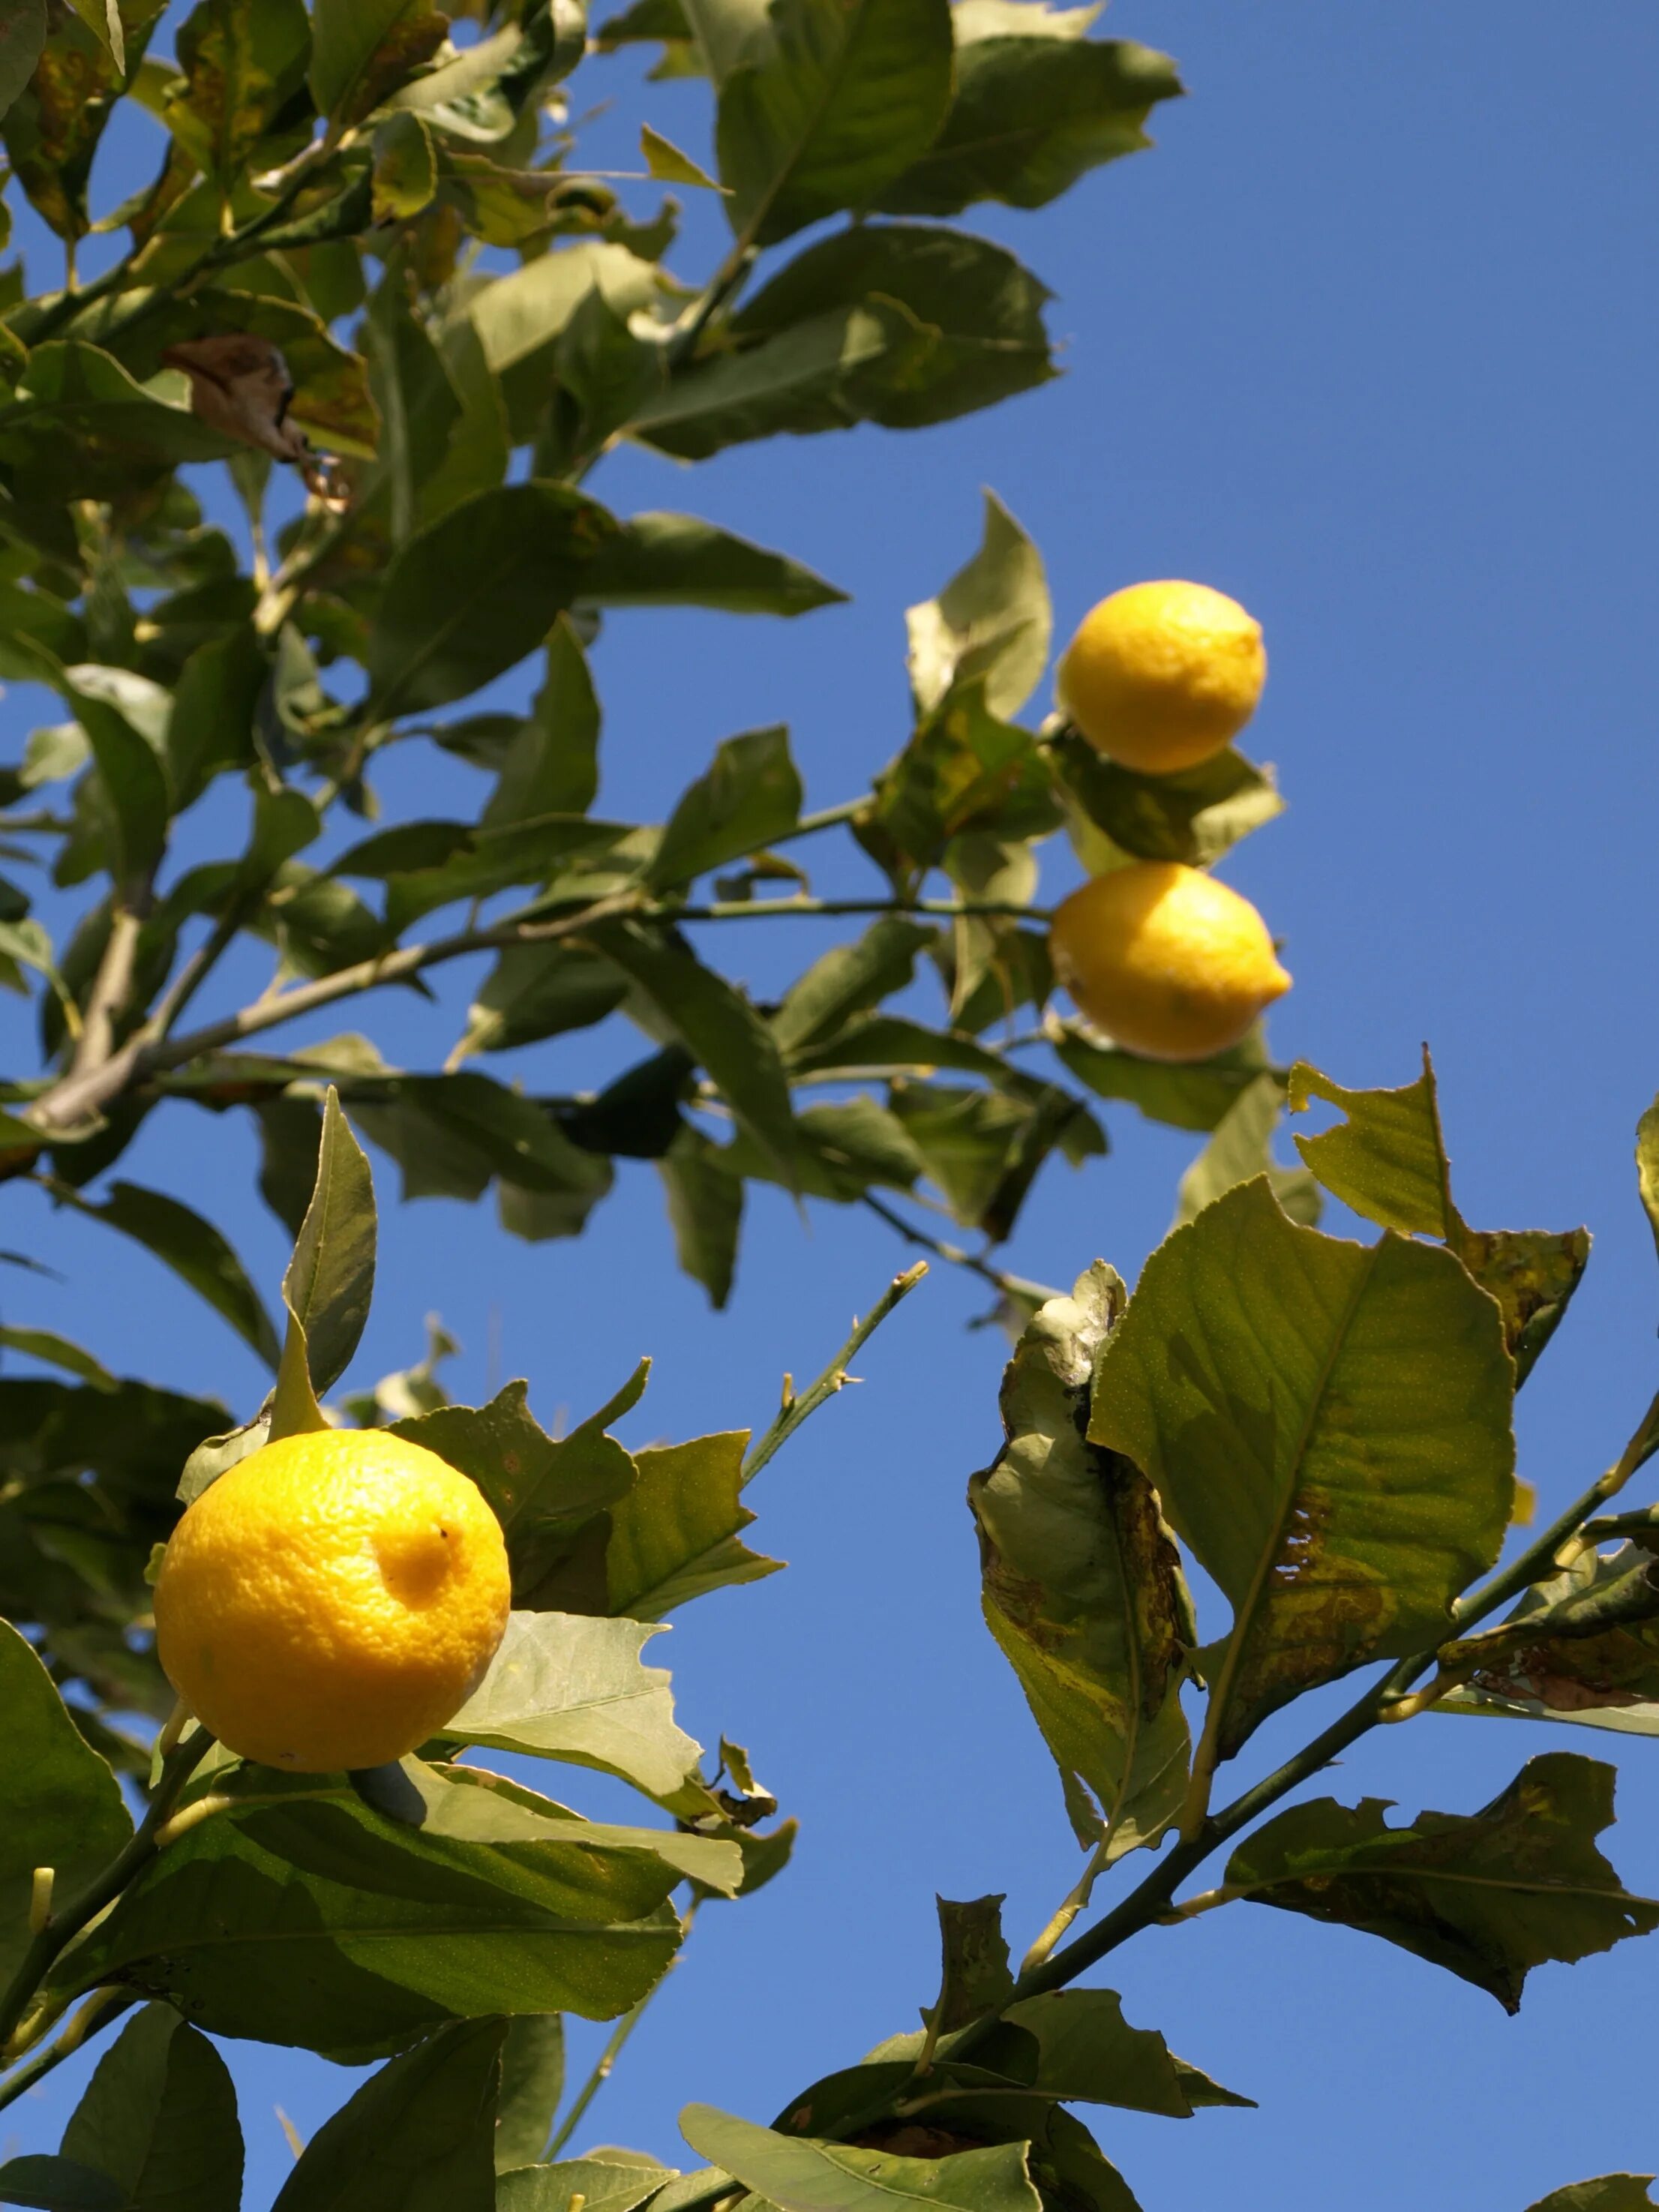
[154,1428,512,1772]
[1049,861,1290,1063]
[1057,581,1266,773]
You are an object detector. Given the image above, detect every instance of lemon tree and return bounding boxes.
[0,6,1653,2212]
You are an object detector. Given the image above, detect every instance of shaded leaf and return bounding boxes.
[924,1895,1013,2035]
[166,0,311,191]
[578,515,844,617]
[635,227,1053,458]
[310,0,447,131]
[860,676,1058,891]
[393,1371,639,1608]
[907,491,1049,722]
[1440,1541,1659,1721]
[1054,1028,1275,1134]
[716,0,952,245]
[1223,1751,1659,2012]
[53,1180,280,1369]
[364,484,618,718]
[651,726,801,889]
[1051,733,1282,871]
[438,1610,703,1796]
[62,2005,243,2212]
[494,2017,566,2173]
[0,2162,124,2212]
[679,2107,1041,2212]
[980,1988,1249,2115]
[457,944,627,1061]
[0,0,46,122]
[772,920,935,1058]
[50,1772,688,2058]
[272,2018,503,2212]
[1526,2183,1656,2212]
[878,35,1180,216]
[1090,1178,1515,1760]
[592,921,802,1184]
[483,620,602,827]
[658,1125,742,1309]
[641,122,720,190]
[971,1265,1191,1852]
[0,1619,132,1991]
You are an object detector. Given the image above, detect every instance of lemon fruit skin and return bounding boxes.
[1057,581,1266,773]
[154,1428,512,1772]
[1049,861,1290,1064]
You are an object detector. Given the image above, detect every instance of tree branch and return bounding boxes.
[741,1261,928,1489]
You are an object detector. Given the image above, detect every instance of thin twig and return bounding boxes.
[860,1193,1062,1308]
[0,1988,134,2117]
[741,1262,928,1489]
[676,897,1051,925]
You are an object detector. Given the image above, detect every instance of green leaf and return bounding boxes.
[392,1373,639,1609]
[3,344,229,499]
[0,1619,132,1991]
[878,35,1180,215]
[272,2019,504,2212]
[1438,1541,1659,1724]
[466,245,661,387]
[59,662,174,887]
[166,0,310,190]
[282,1087,376,1396]
[578,515,846,617]
[352,1074,614,1233]
[1,10,147,242]
[51,1771,692,2058]
[0,2162,125,2212]
[1171,1072,1319,1231]
[715,0,952,244]
[1638,1094,1659,1268]
[0,1325,117,1390]
[268,1307,329,1441]
[457,944,627,1062]
[907,492,1050,722]
[981,1989,1250,2115]
[777,941,937,1075]
[1054,1028,1275,1134]
[680,2107,1042,2212]
[1288,1054,1591,1383]
[494,2017,566,2172]
[310,0,447,131]
[52,1181,281,1369]
[658,1126,743,1309]
[499,2160,674,2212]
[62,2005,243,2212]
[438,1610,704,1796]
[1223,1751,1659,2012]
[0,0,46,122]
[606,1430,782,1619]
[860,675,1058,890]
[650,727,802,889]
[1526,2183,1656,2212]
[1090,1177,1516,1760]
[592,922,803,1184]
[364,485,619,719]
[1051,733,1283,871]
[923,1895,1014,2035]
[373,109,438,221]
[635,227,1054,458]
[640,122,722,189]
[483,621,602,827]
[970,1265,1191,1853]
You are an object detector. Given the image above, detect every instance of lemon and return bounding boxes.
[1057,581,1266,773]
[1049,860,1290,1063]
[154,1428,512,1772]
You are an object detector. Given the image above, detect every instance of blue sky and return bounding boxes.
[5,4,1659,2207]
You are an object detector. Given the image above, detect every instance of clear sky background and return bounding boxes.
[5,4,1659,2207]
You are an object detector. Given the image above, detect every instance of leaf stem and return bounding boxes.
[0,1724,214,2058]
[742,1262,928,1489]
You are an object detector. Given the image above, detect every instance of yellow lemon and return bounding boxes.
[1057,581,1266,773]
[1048,861,1290,1063]
[154,1427,512,1772]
